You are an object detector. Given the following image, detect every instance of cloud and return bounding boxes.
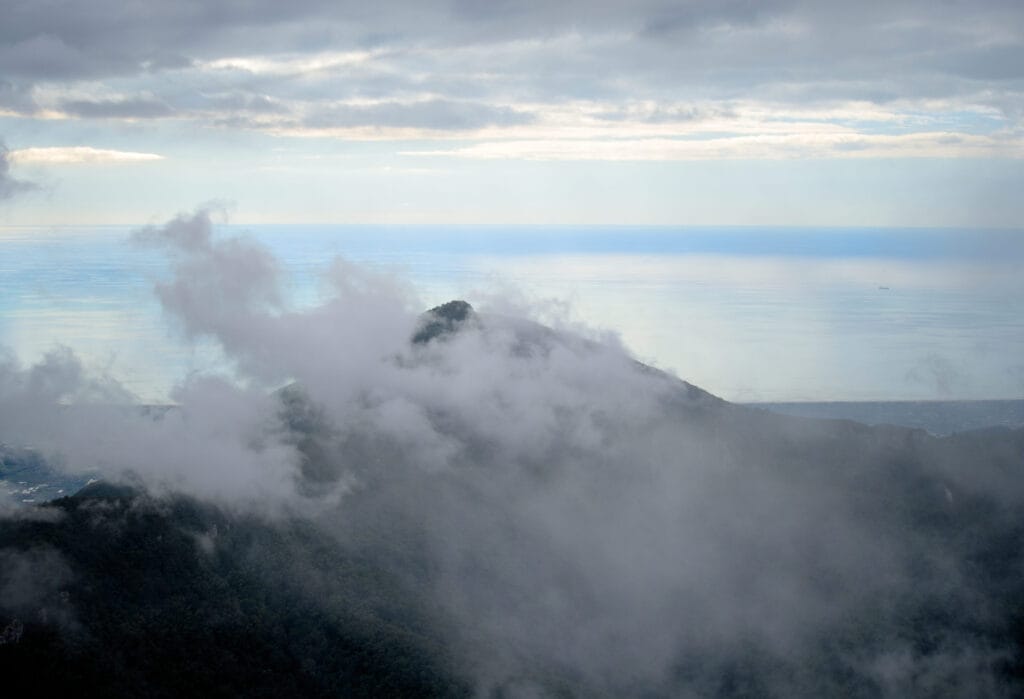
[132,206,287,349]
[0,344,304,509]
[405,131,1024,161]
[201,50,376,77]
[9,147,165,164]
[3,206,1024,693]
[57,97,174,119]
[301,98,534,131]
[0,79,36,113]
[0,33,97,81]
[198,92,288,115]
[1,2,1021,157]
[906,352,965,397]
[0,141,37,199]
[0,547,74,619]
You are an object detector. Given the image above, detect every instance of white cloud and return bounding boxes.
[9,147,165,164]
[405,131,1024,161]
[199,50,377,77]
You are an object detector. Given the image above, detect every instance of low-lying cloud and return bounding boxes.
[2,207,1023,695]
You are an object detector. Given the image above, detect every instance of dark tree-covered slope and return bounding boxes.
[0,486,469,698]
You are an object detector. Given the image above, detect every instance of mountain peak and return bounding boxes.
[411,300,475,344]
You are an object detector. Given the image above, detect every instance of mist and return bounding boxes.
[0,142,36,200]
[2,208,1023,696]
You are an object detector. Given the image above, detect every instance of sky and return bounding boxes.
[1,0,1023,225]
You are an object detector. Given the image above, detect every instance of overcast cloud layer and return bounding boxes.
[0,2,1022,224]
[1,1,1022,157]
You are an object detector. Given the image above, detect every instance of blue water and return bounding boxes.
[750,400,1024,436]
[2,225,1022,403]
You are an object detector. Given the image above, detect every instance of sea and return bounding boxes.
[1,224,1023,409]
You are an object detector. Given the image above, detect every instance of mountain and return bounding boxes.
[2,302,1024,697]
[0,484,467,697]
